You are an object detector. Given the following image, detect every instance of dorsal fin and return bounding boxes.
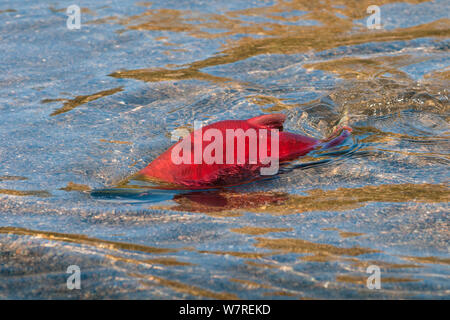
[247,113,286,130]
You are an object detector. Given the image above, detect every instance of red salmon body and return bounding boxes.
[137,114,351,189]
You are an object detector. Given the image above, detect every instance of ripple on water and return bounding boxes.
[0,0,449,299]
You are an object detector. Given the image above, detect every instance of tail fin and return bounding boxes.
[321,126,352,149]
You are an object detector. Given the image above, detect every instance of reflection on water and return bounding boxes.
[253,236,378,256]
[336,274,419,285]
[0,0,449,299]
[231,227,293,235]
[43,87,124,116]
[109,0,449,86]
[145,183,449,216]
[0,189,51,197]
[0,227,178,254]
[130,272,239,300]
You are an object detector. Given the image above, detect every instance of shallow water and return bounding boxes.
[0,0,449,299]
